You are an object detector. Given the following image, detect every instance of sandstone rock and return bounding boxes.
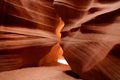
[0,0,60,71]
[55,0,120,80]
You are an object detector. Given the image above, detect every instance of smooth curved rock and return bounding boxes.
[58,0,120,80]
[0,0,120,80]
[0,0,60,71]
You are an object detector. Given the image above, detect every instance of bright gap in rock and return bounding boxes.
[57,59,68,65]
[57,58,68,65]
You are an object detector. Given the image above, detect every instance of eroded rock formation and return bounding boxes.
[55,0,120,80]
[0,0,61,71]
[0,0,120,80]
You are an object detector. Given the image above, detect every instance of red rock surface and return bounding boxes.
[0,0,120,80]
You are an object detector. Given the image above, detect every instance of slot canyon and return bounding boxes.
[0,0,120,80]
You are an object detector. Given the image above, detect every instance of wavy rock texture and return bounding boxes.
[0,0,120,80]
[54,0,120,80]
[0,65,81,80]
[0,0,61,71]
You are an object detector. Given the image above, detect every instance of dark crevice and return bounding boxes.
[88,7,101,14]
[84,8,120,25]
[70,27,80,32]
[109,44,120,58]
[80,26,103,34]
[64,70,81,79]
[97,0,120,4]
[80,8,120,33]
[0,0,6,25]
[61,31,70,38]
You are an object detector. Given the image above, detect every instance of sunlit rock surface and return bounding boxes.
[0,0,60,71]
[56,0,120,80]
[0,65,81,80]
[0,0,120,80]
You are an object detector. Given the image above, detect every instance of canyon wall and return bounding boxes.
[0,0,120,80]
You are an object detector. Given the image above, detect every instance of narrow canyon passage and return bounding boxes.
[0,0,120,80]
